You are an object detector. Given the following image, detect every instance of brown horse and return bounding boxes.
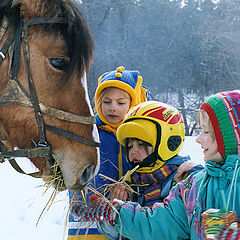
[0,0,99,192]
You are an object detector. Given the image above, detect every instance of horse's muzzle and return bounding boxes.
[65,164,95,192]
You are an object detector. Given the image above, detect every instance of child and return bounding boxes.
[110,101,203,207]
[67,66,147,240]
[71,90,240,240]
[92,66,147,184]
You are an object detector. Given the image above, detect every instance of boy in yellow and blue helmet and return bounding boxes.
[68,66,147,240]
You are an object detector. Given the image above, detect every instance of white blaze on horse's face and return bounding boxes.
[81,72,100,176]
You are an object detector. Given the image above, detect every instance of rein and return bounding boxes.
[0,16,100,177]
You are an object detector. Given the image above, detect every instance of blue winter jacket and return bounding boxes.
[68,114,130,239]
[101,155,240,240]
[93,115,131,187]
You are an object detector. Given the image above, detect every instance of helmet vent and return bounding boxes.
[167,136,182,151]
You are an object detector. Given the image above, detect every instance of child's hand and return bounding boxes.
[110,184,128,201]
[176,160,199,180]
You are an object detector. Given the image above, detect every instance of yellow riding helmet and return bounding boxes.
[117,101,185,164]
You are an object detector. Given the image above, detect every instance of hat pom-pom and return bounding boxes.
[116,66,125,72]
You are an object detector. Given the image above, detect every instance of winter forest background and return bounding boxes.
[0,1,239,239]
[80,0,240,136]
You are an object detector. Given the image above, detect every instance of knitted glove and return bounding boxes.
[216,228,240,240]
[71,199,120,225]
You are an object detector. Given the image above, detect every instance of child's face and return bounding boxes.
[196,111,222,162]
[101,88,131,124]
[127,139,153,164]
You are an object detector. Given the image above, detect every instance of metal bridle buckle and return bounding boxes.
[0,51,5,59]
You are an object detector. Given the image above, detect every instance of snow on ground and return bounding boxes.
[0,162,69,240]
[0,136,204,240]
[180,136,204,165]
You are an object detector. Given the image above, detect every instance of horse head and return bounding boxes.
[0,0,100,192]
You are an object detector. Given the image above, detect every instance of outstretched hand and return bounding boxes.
[110,184,128,201]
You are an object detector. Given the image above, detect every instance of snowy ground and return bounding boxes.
[0,136,204,240]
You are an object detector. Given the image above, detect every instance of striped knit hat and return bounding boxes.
[200,90,240,160]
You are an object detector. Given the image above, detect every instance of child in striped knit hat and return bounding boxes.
[71,90,240,240]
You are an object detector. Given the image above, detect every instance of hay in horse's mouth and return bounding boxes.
[42,160,66,191]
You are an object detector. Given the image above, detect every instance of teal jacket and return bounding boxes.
[102,155,240,240]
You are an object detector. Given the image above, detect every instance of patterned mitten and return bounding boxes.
[71,199,120,225]
[216,228,240,240]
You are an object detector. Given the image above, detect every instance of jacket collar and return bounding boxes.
[205,155,240,180]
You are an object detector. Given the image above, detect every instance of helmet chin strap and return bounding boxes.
[130,151,165,169]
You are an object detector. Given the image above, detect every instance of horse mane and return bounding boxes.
[0,0,94,76]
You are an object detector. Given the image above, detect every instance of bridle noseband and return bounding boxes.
[0,16,100,177]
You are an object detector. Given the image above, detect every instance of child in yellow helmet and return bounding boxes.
[70,100,203,240]
[110,101,203,207]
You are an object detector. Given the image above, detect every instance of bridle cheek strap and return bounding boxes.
[45,125,100,148]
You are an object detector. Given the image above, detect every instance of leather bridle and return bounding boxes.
[0,16,100,178]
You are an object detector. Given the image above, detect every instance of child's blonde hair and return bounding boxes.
[94,88,106,114]
[199,109,215,139]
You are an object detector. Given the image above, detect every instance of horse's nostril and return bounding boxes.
[80,164,95,186]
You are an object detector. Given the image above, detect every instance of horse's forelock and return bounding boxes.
[59,0,94,75]
[21,0,94,74]
[14,0,55,19]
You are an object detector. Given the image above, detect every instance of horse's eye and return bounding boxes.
[49,58,69,71]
